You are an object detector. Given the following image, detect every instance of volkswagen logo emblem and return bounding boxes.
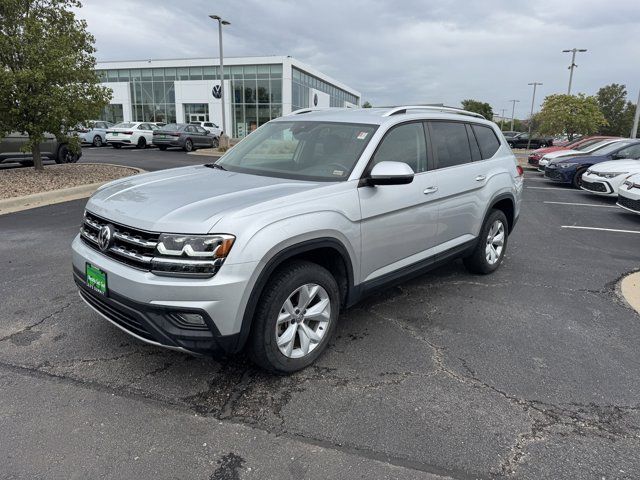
[98,224,114,252]
[212,84,222,99]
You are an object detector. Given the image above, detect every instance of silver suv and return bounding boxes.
[72,106,523,372]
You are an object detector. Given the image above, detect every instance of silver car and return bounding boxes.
[72,106,523,373]
[76,120,114,147]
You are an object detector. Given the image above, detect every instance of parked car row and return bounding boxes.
[530,136,640,214]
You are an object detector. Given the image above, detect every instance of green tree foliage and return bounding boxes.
[0,0,111,170]
[596,83,636,136]
[461,99,493,120]
[362,101,372,108]
[537,94,606,140]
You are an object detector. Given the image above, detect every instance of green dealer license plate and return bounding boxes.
[86,263,108,296]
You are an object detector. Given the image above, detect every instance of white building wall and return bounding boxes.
[102,82,132,121]
[282,58,293,115]
[174,79,231,131]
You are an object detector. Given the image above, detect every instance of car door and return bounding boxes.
[194,126,210,146]
[139,123,152,143]
[358,121,441,284]
[428,121,495,248]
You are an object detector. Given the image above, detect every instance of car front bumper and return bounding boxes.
[580,175,617,196]
[617,186,640,214]
[71,234,257,354]
[544,166,574,183]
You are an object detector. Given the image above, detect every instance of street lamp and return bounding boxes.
[209,14,231,146]
[526,82,543,150]
[508,99,520,131]
[562,48,587,95]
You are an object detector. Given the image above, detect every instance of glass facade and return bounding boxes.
[96,62,359,138]
[291,67,359,111]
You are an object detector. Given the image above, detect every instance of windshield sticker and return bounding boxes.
[332,170,344,176]
[356,132,369,140]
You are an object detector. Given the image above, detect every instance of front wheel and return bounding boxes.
[212,137,219,148]
[55,144,78,164]
[248,260,340,373]
[463,209,509,274]
[136,137,146,149]
[92,135,103,147]
[572,168,587,189]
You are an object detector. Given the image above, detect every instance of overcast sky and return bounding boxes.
[78,0,640,119]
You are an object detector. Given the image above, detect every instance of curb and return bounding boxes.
[621,272,640,315]
[0,164,145,216]
[187,149,223,158]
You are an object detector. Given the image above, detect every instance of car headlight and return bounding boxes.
[152,234,235,277]
[600,172,628,179]
[557,163,578,169]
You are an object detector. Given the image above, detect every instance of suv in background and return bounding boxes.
[0,132,81,165]
[189,121,222,138]
[75,120,114,147]
[507,132,553,149]
[72,106,522,373]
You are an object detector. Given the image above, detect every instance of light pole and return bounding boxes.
[526,82,542,150]
[508,99,520,131]
[499,108,507,130]
[209,14,230,147]
[631,88,640,139]
[562,48,587,95]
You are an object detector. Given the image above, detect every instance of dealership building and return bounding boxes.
[95,56,361,138]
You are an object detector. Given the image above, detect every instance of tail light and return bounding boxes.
[170,133,180,137]
[516,165,524,177]
[123,131,133,135]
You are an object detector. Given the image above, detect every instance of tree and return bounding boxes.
[461,99,493,120]
[0,0,111,171]
[537,94,606,140]
[362,101,372,108]
[596,83,635,136]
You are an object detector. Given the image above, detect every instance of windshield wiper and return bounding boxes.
[204,163,227,171]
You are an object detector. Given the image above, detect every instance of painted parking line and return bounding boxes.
[561,226,640,235]
[544,201,618,209]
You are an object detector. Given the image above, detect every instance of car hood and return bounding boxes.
[85,165,326,233]
[588,159,640,173]
[544,149,583,159]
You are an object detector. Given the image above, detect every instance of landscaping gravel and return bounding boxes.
[0,164,139,200]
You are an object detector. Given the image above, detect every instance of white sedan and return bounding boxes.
[538,138,622,171]
[106,122,159,149]
[581,159,640,196]
[617,173,640,214]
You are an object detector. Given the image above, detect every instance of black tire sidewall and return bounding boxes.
[184,139,193,152]
[249,261,340,373]
[464,209,509,274]
[136,137,146,149]
[93,135,102,147]
[573,168,587,189]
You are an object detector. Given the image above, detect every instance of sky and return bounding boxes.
[77,0,640,119]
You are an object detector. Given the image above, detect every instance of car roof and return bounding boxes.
[270,106,497,128]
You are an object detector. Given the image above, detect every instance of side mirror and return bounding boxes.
[368,161,414,186]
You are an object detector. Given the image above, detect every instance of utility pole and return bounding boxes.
[632,88,640,139]
[562,48,587,95]
[526,82,543,150]
[509,100,520,131]
[500,108,507,131]
[209,15,231,147]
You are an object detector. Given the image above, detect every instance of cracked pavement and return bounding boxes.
[1,151,640,479]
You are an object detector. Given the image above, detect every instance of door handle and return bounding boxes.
[423,186,438,194]
[475,175,486,182]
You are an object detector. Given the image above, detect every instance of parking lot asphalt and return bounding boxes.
[1,152,640,479]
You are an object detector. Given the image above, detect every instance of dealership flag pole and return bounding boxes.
[210,15,231,147]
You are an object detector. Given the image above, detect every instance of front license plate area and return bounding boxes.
[86,263,108,296]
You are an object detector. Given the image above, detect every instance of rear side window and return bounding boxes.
[472,125,501,159]
[371,122,427,173]
[203,122,213,127]
[430,121,472,168]
[466,124,482,161]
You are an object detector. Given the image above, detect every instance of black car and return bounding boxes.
[507,133,553,149]
[152,123,216,152]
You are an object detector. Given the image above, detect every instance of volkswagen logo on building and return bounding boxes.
[313,93,318,106]
[212,84,222,99]
[98,224,114,252]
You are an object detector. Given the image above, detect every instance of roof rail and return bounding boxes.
[287,107,334,116]
[382,105,485,119]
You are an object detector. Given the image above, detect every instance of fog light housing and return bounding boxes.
[168,312,207,329]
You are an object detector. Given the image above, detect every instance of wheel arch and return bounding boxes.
[487,193,516,233]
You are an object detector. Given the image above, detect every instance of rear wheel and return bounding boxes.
[136,137,146,149]
[212,137,219,148]
[55,144,78,164]
[463,209,508,274]
[572,168,587,189]
[92,135,103,147]
[248,260,339,373]
[184,138,194,152]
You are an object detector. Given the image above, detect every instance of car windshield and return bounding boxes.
[592,141,634,156]
[216,121,378,182]
[162,123,183,130]
[113,122,136,129]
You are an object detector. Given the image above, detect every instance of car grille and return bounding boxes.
[79,288,154,341]
[544,169,563,180]
[80,211,159,270]
[582,181,607,193]
[617,194,640,213]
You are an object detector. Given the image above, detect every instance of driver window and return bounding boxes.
[370,122,427,173]
[618,144,640,159]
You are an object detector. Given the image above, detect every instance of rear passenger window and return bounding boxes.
[466,124,482,161]
[371,122,427,173]
[472,125,500,159]
[430,121,472,168]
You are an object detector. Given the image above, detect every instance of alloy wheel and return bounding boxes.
[275,283,331,359]
[485,220,505,265]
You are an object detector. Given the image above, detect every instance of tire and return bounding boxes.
[248,260,340,373]
[158,146,167,151]
[572,168,587,189]
[212,137,219,148]
[92,135,103,147]
[55,144,78,164]
[463,209,509,275]
[136,137,146,149]
[184,138,193,152]
[112,144,122,149]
